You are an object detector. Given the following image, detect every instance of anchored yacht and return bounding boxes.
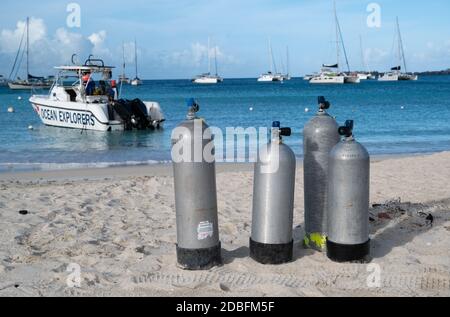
[379,17,418,82]
[29,57,164,132]
[258,39,284,82]
[192,38,223,84]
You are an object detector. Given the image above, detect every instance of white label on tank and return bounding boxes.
[197,221,214,240]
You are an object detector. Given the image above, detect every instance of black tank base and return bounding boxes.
[176,243,222,271]
[250,239,293,265]
[327,239,371,263]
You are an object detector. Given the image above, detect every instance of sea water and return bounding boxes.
[0,76,449,172]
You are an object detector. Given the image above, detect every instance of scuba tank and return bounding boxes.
[250,122,296,265]
[172,99,221,270]
[303,96,340,251]
[327,120,371,263]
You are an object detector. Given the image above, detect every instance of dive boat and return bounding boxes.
[192,38,223,84]
[29,57,165,132]
[8,17,53,90]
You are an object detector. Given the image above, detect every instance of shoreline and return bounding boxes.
[0,151,440,182]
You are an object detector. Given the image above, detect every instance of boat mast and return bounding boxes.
[208,37,211,75]
[396,17,408,73]
[334,2,351,73]
[134,39,138,79]
[122,42,126,78]
[360,35,367,72]
[334,2,340,72]
[214,46,218,77]
[26,17,29,78]
[268,38,273,73]
[286,46,290,77]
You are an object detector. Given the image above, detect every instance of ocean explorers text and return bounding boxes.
[40,108,95,126]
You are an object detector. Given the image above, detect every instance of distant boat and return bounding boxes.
[131,40,142,86]
[310,2,358,84]
[192,38,223,84]
[8,17,53,90]
[0,75,9,86]
[357,36,376,80]
[258,39,284,82]
[379,17,418,82]
[281,46,292,80]
[119,42,130,85]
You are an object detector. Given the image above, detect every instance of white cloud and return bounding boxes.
[164,42,237,69]
[0,18,111,76]
[0,18,47,54]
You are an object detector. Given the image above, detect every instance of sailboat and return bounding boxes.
[379,17,418,82]
[118,42,130,85]
[258,39,283,82]
[192,38,223,84]
[281,46,292,80]
[8,17,53,90]
[310,2,359,84]
[131,40,142,86]
[357,36,376,80]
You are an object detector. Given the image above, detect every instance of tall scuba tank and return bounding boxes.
[172,99,221,270]
[303,96,340,251]
[250,122,296,265]
[327,120,370,263]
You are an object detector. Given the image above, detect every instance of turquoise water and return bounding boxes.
[1,76,450,172]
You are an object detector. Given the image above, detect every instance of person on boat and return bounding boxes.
[109,80,118,101]
[83,74,96,96]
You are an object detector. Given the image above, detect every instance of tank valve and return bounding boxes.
[272,121,292,139]
[338,120,354,137]
[187,98,200,119]
[318,96,331,111]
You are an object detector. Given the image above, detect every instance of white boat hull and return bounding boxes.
[378,73,399,81]
[131,78,142,86]
[310,75,345,84]
[9,82,52,90]
[193,77,219,84]
[30,96,122,132]
[344,75,361,84]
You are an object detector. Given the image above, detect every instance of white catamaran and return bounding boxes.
[29,56,165,132]
[258,39,284,82]
[131,40,142,86]
[8,17,53,90]
[310,2,359,84]
[379,17,418,82]
[192,38,223,84]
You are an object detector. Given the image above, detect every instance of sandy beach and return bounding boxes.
[0,152,449,297]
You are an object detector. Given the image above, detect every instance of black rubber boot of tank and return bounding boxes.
[326,239,371,263]
[176,243,222,270]
[249,239,294,265]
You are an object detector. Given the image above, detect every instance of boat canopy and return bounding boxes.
[323,63,338,68]
[54,65,115,72]
[391,66,401,71]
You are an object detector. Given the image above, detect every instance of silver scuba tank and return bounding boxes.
[303,96,340,251]
[250,122,297,265]
[172,98,221,270]
[327,120,371,263]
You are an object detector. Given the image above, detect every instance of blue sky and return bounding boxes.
[0,0,449,79]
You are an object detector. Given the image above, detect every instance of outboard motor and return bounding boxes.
[303,96,340,251]
[250,122,296,265]
[327,120,370,263]
[172,99,221,270]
